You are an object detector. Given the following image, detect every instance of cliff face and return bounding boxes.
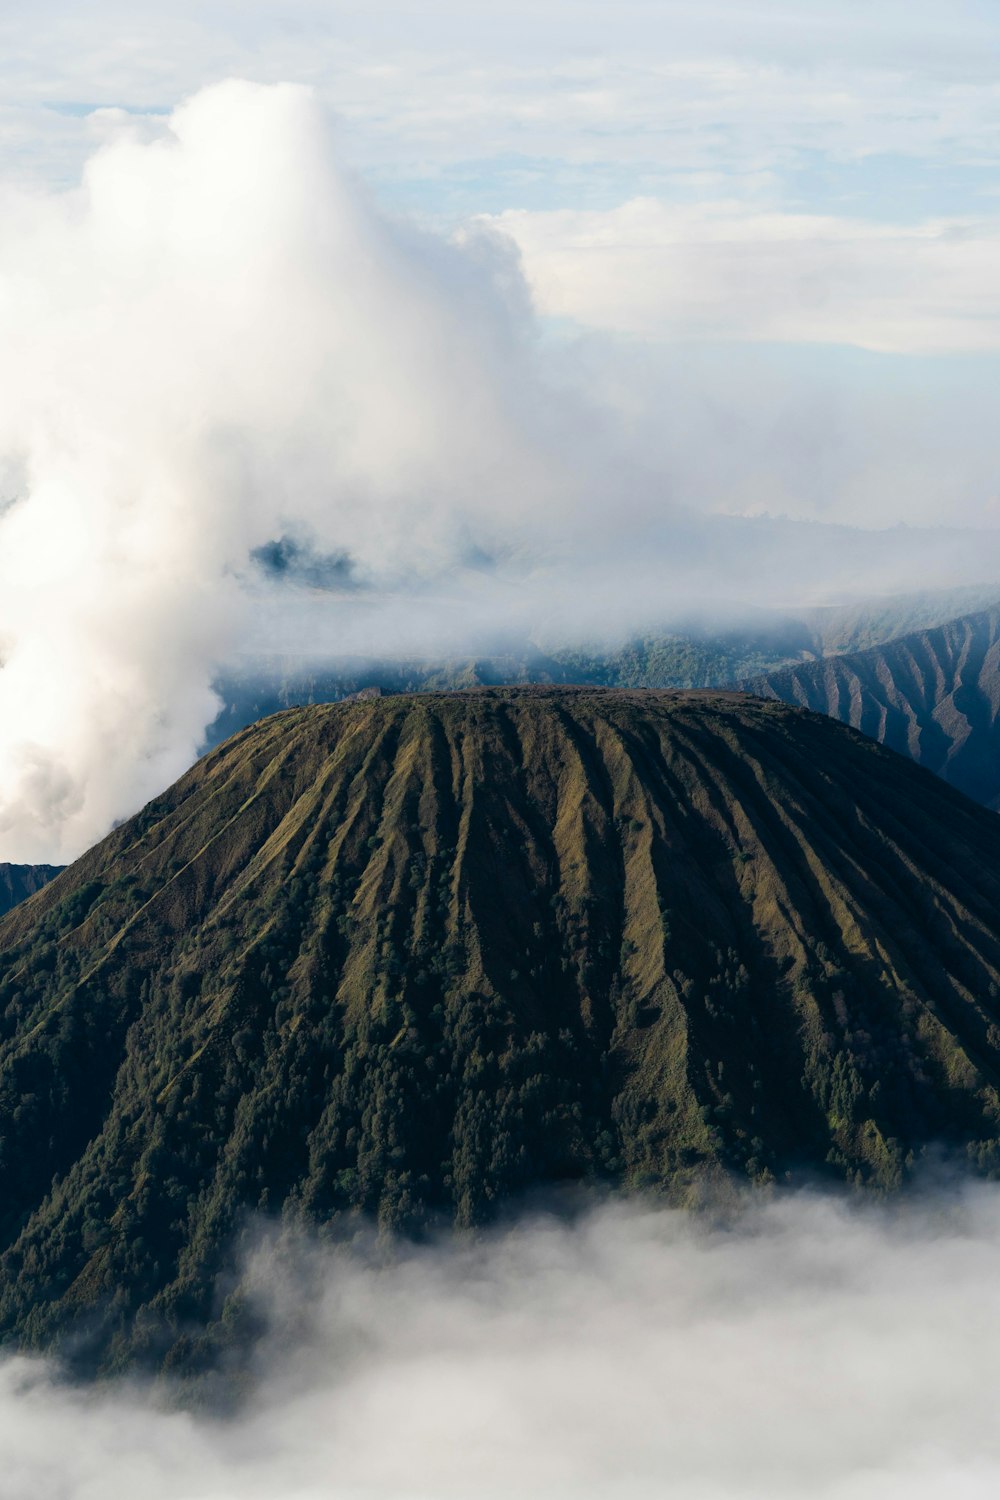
[3,688,1000,1369]
[757,607,1000,809]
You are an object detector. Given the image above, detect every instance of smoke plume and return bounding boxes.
[0,79,578,860]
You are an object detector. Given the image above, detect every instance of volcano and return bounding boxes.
[3,687,1000,1367]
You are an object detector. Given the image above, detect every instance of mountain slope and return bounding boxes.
[756,607,1000,809]
[3,688,1000,1369]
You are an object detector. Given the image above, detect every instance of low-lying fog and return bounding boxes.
[9,1184,1000,1499]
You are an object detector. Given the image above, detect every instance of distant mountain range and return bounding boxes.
[4,689,1000,1371]
[205,585,1000,820]
[757,606,1000,810]
[208,585,1000,747]
[0,864,63,917]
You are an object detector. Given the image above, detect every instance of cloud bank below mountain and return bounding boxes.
[8,1187,1000,1499]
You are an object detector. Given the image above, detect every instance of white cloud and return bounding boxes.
[0,79,579,861]
[489,198,1000,354]
[8,1188,1000,1498]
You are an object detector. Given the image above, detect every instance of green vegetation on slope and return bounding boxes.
[2,688,1000,1371]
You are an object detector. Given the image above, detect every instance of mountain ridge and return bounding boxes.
[756,606,1000,809]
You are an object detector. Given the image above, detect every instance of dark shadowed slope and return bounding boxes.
[4,688,1000,1369]
[0,864,63,918]
[757,607,1000,809]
